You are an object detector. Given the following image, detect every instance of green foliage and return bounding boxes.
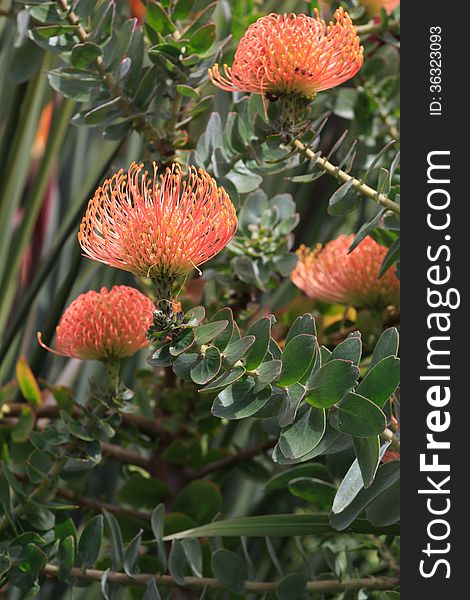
[0,0,400,596]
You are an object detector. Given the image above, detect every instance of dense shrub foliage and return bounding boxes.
[0,0,400,598]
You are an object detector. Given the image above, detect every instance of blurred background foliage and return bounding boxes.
[0,0,400,598]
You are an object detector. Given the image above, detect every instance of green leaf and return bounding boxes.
[330,462,400,530]
[378,237,400,278]
[330,393,386,438]
[11,406,35,443]
[71,42,102,68]
[328,332,362,365]
[124,529,142,577]
[169,329,196,356]
[276,573,307,600]
[353,436,381,488]
[118,473,171,510]
[143,578,162,600]
[174,480,222,524]
[288,478,337,510]
[332,457,364,516]
[151,504,167,571]
[183,2,217,37]
[77,515,103,569]
[17,543,47,573]
[265,463,329,491]
[349,210,386,252]
[57,535,75,581]
[195,321,228,345]
[211,548,247,593]
[212,381,272,420]
[60,409,93,441]
[83,97,121,126]
[278,405,326,459]
[305,360,359,408]
[181,538,202,577]
[173,0,193,20]
[211,308,235,350]
[103,509,124,571]
[278,334,315,387]
[190,345,221,385]
[253,360,282,392]
[26,450,53,484]
[47,68,103,102]
[185,306,205,326]
[356,356,400,406]
[16,356,41,406]
[244,317,272,370]
[164,513,400,540]
[189,24,216,53]
[223,336,255,367]
[371,328,399,368]
[278,383,305,427]
[168,540,187,585]
[172,353,198,380]
[366,479,400,526]
[285,314,316,344]
[200,366,245,392]
[146,2,176,35]
[176,84,199,99]
[328,180,359,215]
[149,343,173,366]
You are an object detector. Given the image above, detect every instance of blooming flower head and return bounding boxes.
[359,0,400,16]
[78,162,237,294]
[209,8,363,101]
[38,286,154,361]
[291,234,399,308]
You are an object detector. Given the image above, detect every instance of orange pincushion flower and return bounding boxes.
[291,234,399,308]
[359,0,400,16]
[209,8,363,101]
[78,162,237,284]
[38,286,154,361]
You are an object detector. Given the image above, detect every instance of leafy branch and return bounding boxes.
[42,564,399,594]
[292,138,401,216]
[54,0,161,149]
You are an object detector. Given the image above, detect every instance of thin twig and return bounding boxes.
[3,402,173,442]
[291,139,401,216]
[187,439,276,479]
[43,564,399,593]
[55,487,151,523]
[101,442,152,470]
[356,20,400,36]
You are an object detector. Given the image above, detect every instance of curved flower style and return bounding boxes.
[291,234,399,308]
[360,0,400,16]
[78,162,237,290]
[209,8,363,101]
[38,286,154,361]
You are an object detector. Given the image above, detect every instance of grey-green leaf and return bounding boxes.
[353,436,381,488]
[278,405,326,459]
[211,548,247,593]
[77,515,103,569]
[244,317,272,370]
[330,393,386,438]
[328,332,362,365]
[190,345,221,385]
[371,328,399,368]
[306,360,359,408]
[356,356,400,406]
[223,336,255,367]
[278,334,316,387]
